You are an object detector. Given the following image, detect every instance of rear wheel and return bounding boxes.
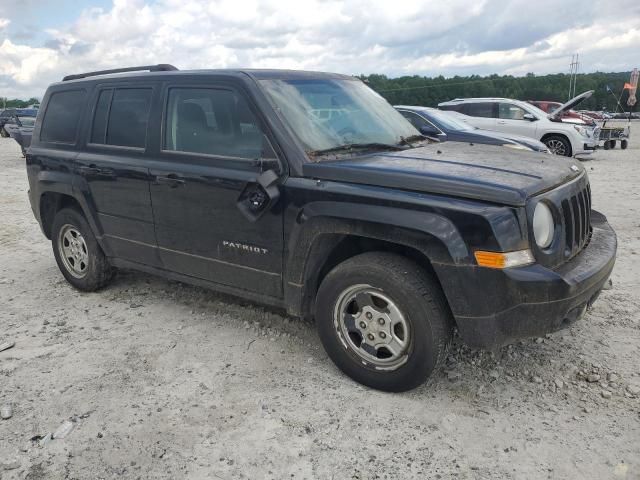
[51,208,113,291]
[621,139,628,150]
[609,140,616,149]
[604,140,611,150]
[544,135,572,156]
[315,252,453,392]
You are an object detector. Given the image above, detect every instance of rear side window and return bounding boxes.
[90,88,152,148]
[40,90,87,143]
[463,102,495,118]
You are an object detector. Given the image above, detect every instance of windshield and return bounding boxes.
[260,78,420,154]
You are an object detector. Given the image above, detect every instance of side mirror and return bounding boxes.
[523,113,537,121]
[419,125,440,136]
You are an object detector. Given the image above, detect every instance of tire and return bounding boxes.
[621,139,628,150]
[0,127,8,138]
[315,252,453,392]
[603,140,611,150]
[609,140,616,149]
[51,207,113,291]
[543,135,572,157]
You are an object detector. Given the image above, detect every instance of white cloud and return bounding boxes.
[0,17,10,30]
[0,0,639,99]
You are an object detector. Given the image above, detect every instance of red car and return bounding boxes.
[527,100,595,125]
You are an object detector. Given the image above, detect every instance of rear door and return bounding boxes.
[461,102,497,130]
[76,84,161,266]
[148,82,284,298]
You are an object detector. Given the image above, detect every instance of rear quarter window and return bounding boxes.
[40,90,87,144]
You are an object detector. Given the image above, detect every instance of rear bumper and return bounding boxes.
[435,211,616,349]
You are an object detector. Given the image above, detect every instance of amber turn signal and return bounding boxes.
[474,250,535,269]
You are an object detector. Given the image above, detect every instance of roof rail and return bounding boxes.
[62,64,178,81]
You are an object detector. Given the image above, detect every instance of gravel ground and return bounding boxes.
[1,127,639,480]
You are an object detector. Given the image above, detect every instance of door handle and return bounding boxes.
[156,174,186,187]
[497,120,507,124]
[78,166,101,175]
[78,165,115,177]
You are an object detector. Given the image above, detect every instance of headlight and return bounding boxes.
[533,202,555,248]
[503,143,532,151]
[573,125,588,137]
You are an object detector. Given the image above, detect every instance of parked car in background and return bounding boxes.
[528,100,594,126]
[438,91,599,157]
[5,115,36,156]
[395,106,550,153]
[1,108,38,137]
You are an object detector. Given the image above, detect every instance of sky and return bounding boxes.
[1,0,639,99]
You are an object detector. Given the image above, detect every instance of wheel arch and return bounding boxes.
[540,132,573,156]
[284,202,469,320]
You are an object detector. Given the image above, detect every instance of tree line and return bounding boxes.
[1,97,40,109]
[361,71,636,112]
[2,71,636,112]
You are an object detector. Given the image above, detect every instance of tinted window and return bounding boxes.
[464,102,495,118]
[40,90,86,143]
[106,89,152,148]
[498,103,528,120]
[399,111,429,129]
[164,87,265,159]
[90,89,113,144]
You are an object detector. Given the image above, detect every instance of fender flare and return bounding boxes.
[284,201,470,316]
[36,171,109,252]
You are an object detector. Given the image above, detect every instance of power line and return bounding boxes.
[376,77,504,93]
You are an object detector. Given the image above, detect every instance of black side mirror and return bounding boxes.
[419,125,440,136]
[237,169,281,222]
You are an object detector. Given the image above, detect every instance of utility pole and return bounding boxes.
[568,53,579,100]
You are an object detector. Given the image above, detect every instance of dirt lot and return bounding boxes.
[1,127,639,480]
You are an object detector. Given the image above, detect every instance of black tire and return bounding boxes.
[603,140,611,150]
[51,207,113,291]
[315,252,453,392]
[621,139,628,150]
[609,140,616,149]
[543,135,572,157]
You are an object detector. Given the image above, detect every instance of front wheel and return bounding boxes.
[544,135,572,156]
[315,252,453,392]
[51,208,113,291]
[621,139,628,150]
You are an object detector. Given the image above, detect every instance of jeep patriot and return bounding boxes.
[26,65,617,391]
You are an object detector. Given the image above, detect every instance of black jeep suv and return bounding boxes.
[26,65,616,391]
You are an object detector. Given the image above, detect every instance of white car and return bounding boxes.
[438,91,599,157]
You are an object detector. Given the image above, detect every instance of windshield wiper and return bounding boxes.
[398,134,428,148]
[308,142,405,157]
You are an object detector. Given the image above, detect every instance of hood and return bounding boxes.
[303,142,585,206]
[548,90,593,120]
[469,129,548,151]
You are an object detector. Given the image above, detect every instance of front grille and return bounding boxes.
[561,183,592,258]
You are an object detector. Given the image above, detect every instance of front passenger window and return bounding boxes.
[499,103,527,120]
[164,87,266,159]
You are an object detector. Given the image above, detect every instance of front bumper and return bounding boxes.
[435,210,616,349]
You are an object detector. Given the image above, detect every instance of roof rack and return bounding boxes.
[62,64,178,82]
